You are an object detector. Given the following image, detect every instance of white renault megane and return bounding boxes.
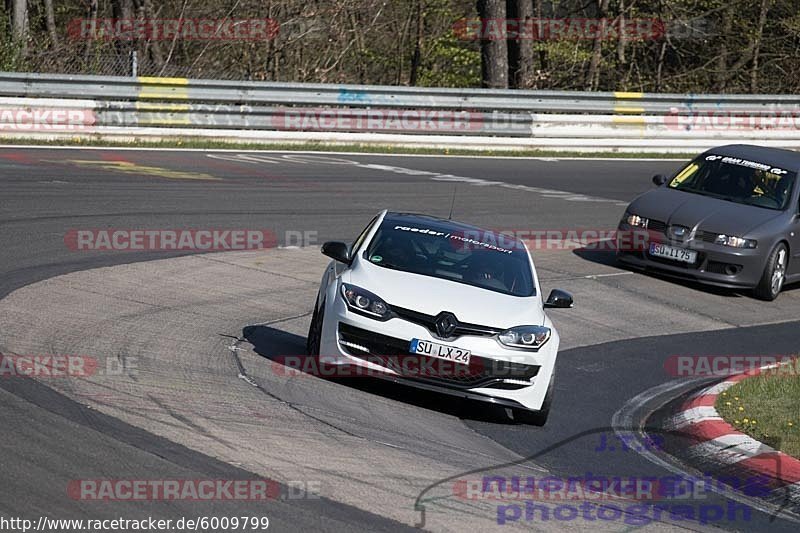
[306,211,573,425]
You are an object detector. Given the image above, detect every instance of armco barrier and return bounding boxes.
[0,72,799,152]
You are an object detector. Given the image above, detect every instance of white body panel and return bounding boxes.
[314,211,562,412]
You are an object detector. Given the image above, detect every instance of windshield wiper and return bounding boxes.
[372,260,405,271]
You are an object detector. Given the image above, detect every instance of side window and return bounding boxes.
[351,216,379,255]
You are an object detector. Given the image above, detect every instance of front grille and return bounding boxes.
[706,260,743,275]
[647,219,667,234]
[696,230,720,244]
[391,306,501,338]
[338,322,539,389]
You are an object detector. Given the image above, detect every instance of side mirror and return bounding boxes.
[544,289,574,309]
[321,241,352,265]
[652,174,668,187]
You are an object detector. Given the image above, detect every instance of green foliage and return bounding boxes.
[0,13,27,71]
[417,30,480,88]
[0,0,798,93]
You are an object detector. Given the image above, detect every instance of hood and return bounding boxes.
[629,187,782,235]
[348,260,544,329]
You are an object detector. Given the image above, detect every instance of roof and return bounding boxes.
[706,145,800,171]
[384,211,494,233]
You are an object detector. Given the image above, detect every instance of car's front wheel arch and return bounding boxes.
[753,241,790,301]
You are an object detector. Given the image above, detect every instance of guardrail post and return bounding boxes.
[130,51,138,78]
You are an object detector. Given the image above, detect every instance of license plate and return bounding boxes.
[649,242,697,264]
[410,339,471,364]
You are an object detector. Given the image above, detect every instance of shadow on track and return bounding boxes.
[570,246,800,298]
[241,324,518,425]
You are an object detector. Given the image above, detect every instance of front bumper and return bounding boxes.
[616,223,767,289]
[318,293,558,412]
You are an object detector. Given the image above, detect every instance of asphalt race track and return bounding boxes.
[1,146,799,532]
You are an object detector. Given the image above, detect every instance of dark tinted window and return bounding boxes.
[668,154,796,210]
[364,219,535,297]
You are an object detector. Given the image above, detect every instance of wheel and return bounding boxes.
[754,243,788,301]
[306,299,324,355]
[511,376,554,426]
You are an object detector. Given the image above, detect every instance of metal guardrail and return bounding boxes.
[0,71,799,152]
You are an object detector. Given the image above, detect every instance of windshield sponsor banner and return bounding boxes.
[665,355,800,377]
[391,225,517,254]
[704,154,789,176]
[0,108,95,131]
[67,18,280,41]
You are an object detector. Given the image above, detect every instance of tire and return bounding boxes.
[512,376,554,426]
[306,299,324,355]
[754,243,789,301]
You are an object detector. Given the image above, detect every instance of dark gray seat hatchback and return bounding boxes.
[617,144,800,301]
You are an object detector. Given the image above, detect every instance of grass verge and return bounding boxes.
[716,370,800,458]
[0,136,692,159]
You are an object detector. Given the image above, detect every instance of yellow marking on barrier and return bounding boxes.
[612,116,646,125]
[613,106,646,114]
[614,91,644,99]
[138,77,189,85]
[137,77,190,100]
[135,102,191,111]
[134,101,192,125]
[138,117,193,126]
[64,160,219,181]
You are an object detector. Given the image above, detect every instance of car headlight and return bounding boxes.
[624,213,649,229]
[341,283,392,319]
[713,234,757,249]
[497,326,551,350]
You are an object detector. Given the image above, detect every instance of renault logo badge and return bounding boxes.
[434,312,458,338]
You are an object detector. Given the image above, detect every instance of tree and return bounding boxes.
[506,0,534,89]
[44,0,58,47]
[477,0,507,88]
[11,0,27,54]
[585,0,609,90]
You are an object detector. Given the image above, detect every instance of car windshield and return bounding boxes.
[364,219,536,297]
[668,154,797,210]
